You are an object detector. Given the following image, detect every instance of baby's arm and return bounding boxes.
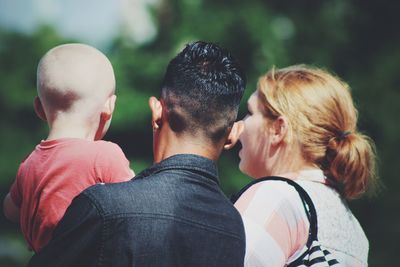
[3,193,20,223]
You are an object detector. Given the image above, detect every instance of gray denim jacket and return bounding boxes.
[28,154,245,267]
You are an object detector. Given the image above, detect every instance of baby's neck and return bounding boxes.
[47,117,99,141]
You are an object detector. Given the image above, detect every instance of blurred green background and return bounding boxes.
[0,0,398,266]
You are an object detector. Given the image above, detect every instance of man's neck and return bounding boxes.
[153,131,223,164]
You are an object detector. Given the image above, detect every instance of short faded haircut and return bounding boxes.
[161,41,246,143]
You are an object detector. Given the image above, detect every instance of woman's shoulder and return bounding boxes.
[234,179,309,222]
[236,179,302,204]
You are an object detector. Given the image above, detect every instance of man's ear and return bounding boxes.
[33,97,47,121]
[148,96,163,130]
[101,94,117,122]
[271,116,288,145]
[224,121,244,150]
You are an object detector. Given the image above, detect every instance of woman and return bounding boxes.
[234,65,377,266]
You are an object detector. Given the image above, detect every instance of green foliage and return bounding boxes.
[1,0,399,265]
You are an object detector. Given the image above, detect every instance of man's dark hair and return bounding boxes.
[161,41,246,143]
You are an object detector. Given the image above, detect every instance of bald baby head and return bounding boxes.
[37,43,116,120]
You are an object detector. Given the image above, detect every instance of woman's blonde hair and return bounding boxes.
[258,65,377,199]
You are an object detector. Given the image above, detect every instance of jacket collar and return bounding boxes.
[136,154,219,184]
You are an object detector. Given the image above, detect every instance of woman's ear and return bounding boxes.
[271,116,288,145]
[148,96,163,130]
[33,97,47,121]
[224,121,244,150]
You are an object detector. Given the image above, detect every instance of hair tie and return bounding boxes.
[338,131,351,140]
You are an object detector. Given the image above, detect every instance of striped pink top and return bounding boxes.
[234,169,369,266]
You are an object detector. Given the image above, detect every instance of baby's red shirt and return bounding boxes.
[9,138,133,252]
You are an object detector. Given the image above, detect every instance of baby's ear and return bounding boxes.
[102,94,117,121]
[33,97,47,121]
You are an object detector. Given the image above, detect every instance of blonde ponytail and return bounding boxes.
[324,132,377,199]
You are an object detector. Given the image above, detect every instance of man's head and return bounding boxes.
[149,41,246,160]
[35,43,116,139]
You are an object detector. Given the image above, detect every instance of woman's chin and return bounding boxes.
[238,160,247,175]
[238,154,256,178]
[238,159,243,170]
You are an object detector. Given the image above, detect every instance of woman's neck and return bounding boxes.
[266,141,317,179]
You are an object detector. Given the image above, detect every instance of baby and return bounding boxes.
[2,43,134,252]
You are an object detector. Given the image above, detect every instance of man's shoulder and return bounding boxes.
[82,177,244,236]
[81,172,173,210]
[80,175,164,215]
[80,167,245,237]
[80,180,134,211]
